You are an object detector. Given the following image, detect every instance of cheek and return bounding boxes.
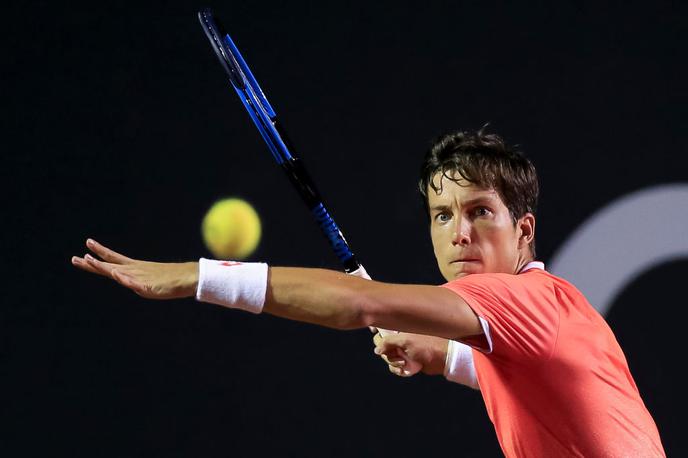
[475,221,515,249]
[430,227,443,253]
[431,225,455,257]
[473,220,498,238]
[430,223,447,242]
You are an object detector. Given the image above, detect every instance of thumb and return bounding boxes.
[374,338,405,357]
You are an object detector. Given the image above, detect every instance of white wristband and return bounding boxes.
[444,340,479,390]
[195,258,268,314]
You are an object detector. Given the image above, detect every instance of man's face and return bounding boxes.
[428,171,531,281]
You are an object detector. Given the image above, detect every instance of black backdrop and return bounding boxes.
[5,1,687,456]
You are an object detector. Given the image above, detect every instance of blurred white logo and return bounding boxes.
[549,184,688,316]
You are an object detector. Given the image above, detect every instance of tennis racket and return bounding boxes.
[196,9,412,349]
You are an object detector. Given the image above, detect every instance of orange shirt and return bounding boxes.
[443,265,665,458]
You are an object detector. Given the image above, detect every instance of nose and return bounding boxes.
[452,231,471,246]
[451,217,471,246]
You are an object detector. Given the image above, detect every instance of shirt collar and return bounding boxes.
[519,261,545,273]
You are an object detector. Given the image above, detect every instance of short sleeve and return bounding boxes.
[442,272,560,362]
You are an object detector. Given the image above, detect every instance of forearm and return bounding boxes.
[264,267,483,339]
[264,267,368,330]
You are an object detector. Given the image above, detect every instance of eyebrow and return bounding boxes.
[429,204,452,213]
[429,195,497,212]
[461,195,497,207]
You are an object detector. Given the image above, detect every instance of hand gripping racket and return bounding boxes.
[197,9,411,351]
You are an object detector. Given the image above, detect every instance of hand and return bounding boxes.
[373,331,449,377]
[71,239,198,300]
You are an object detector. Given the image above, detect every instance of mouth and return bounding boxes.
[451,259,481,264]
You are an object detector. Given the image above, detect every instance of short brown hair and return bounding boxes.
[418,127,539,253]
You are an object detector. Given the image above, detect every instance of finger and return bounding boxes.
[375,337,406,355]
[84,254,119,278]
[86,239,133,264]
[375,345,405,362]
[381,349,406,364]
[369,326,378,333]
[373,332,383,346]
[388,365,412,377]
[373,330,403,348]
[71,256,109,277]
[383,356,406,367]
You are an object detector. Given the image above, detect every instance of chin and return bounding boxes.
[453,272,471,279]
[450,262,484,278]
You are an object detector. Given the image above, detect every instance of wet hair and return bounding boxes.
[418,126,538,254]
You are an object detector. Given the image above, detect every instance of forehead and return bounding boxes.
[428,171,501,206]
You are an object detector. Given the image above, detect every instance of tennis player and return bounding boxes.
[72,128,665,457]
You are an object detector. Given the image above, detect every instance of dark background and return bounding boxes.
[4,1,687,456]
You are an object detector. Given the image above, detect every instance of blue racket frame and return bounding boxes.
[198,8,360,272]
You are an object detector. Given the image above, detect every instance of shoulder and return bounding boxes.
[443,269,552,294]
[442,268,569,323]
[445,269,566,359]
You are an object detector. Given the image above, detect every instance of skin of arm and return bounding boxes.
[265,267,481,339]
[72,239,483,341]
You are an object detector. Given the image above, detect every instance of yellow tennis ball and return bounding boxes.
[201,198,262,259]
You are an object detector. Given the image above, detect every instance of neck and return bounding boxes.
[514,252,535,274]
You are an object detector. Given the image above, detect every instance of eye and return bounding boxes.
[435,212,451,223]
[472,207,492,218]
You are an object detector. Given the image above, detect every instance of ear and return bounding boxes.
[517,213,535,249]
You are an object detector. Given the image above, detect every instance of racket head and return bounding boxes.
[222,33,276,119]
[198,8,292,163]
[197,8,358,271]
[198,9,244,90]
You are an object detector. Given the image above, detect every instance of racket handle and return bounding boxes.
[376,328,396,338]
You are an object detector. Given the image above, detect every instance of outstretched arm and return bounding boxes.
[72,239,482,340]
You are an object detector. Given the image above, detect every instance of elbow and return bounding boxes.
[328,287,379,331]
[325,276,386,331]
[345,288,382,330]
